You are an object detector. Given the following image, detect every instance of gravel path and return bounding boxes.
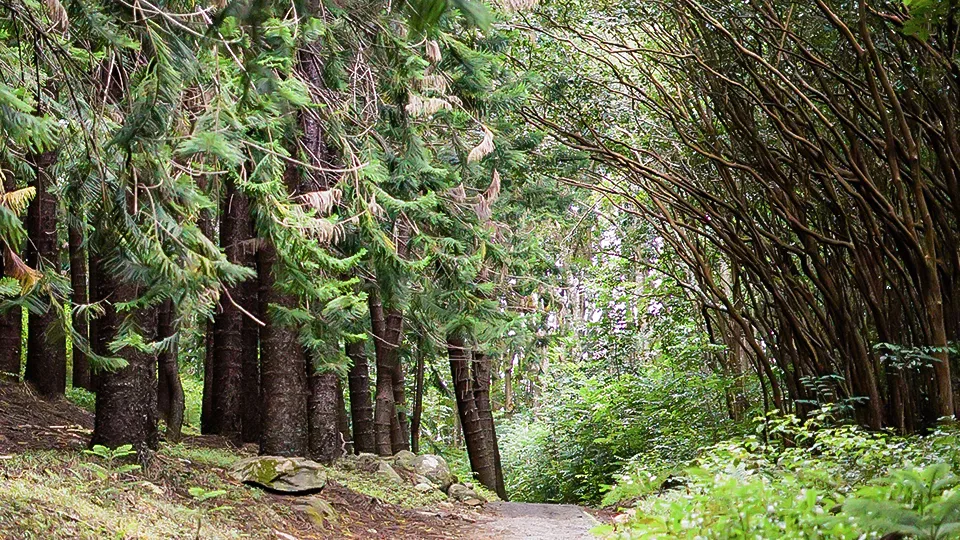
[469,502,598,539]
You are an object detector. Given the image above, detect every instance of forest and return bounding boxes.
[2,0,960,538]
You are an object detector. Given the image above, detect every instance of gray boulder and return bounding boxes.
[411,454,456,491]
[392,450,417,472]
[447,483,484,506]
[231,456,327,494]
[377,460,404,484]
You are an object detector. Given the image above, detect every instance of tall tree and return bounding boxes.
[346,339,376,453]
[212,178,256,443]
[24,149,65,396]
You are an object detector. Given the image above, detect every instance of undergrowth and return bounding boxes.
[597,408,960,539]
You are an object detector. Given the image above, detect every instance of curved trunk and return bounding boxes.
[472,351,507,499]
[447,333,497,493]
[156,299,184,443]
[346,340,375,454]
[24,150,66,396]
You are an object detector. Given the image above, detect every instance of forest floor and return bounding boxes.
[0,383,603,539]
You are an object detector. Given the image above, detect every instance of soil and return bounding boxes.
[469,502,600,539]
[0,382,604,539]
[0,383,93,454]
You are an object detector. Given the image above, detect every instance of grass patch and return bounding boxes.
[326,463,448,508]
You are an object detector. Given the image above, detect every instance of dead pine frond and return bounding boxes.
[467,126,495,163]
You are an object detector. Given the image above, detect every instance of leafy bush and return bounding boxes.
[601,411,960,539]
[66,386,95,412]
[500,360,743,504]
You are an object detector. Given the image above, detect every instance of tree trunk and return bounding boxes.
[257,241,308,456]
[369,291,396,456]
[337,379,351,455]
[473,351,507,499]
[156,298,184,443]
[87,245,103,392]
[447,333,498,493]
[91,274,158,461]
[308,366,340,464]
[346,340,375,454]
[503,353,513,412]
[0,170,21,382]
[24,150,66,396]
[198,176,216,434]
[211,179,254,444]
[388,306,410,453]
[68,221,91,390]
[240,277,261,444]
[411,338,425,454]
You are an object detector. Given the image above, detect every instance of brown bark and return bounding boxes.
[308,367,340,464]
[198,175,216,434]
[257,240,308,456]
[411,338,425,454]
[0,170,21,382]
[369,290,395,456]
[240,277,261,444]
[91,274,158,459]
[68,221,91,390]
[346,339,376,454]
[211,179,255,444]
[472,351,507,499]
[447,333,498,494]
[24,149,65,396]
[156,299,184,442]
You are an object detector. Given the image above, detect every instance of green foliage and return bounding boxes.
[81,445,140,481]
[500,355,742,504]
[604,414,960,539]
[65,387,96,413]
[845,464,960,539]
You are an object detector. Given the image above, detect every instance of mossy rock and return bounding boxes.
[412,454,456,491]
[231,456,327,494]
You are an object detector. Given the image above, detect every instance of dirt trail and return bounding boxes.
[470,502,598,539]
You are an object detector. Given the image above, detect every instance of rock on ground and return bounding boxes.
[230,456,327,494]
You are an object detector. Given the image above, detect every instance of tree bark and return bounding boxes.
[156,298,184,443]
[240,277,261,444]
[411,337,425,454]
[24,149,65,396]
[257,241,308,456]
[447,333,498,493]
[91,274,158,460]
[0,170,21,382]
[369,291,396,456]
[198,175,216,434]
[337,379,351,455]
[211,179,255,444]
[68,221,91,390]
[346,340,375,454]
[472,351,507,499]
[308,366,340,464]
